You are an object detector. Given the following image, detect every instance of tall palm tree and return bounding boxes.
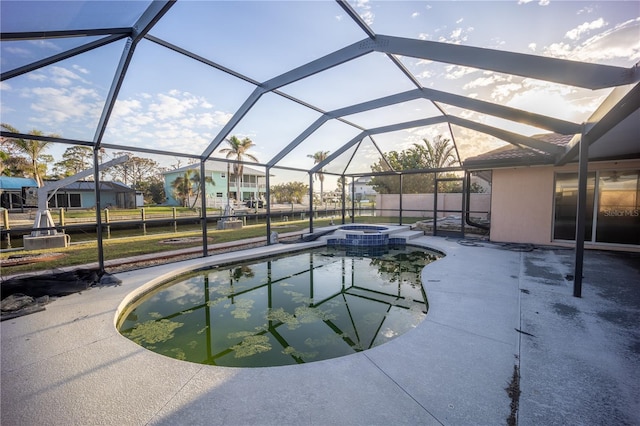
[220,136,258,204]
[189,169,214,208]
[171,168,215,208]
[417,135,459,169]
[1,123,55,187]
[308,150,329,206]
[171,169,196,207]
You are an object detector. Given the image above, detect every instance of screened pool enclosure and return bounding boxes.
[1,1,639,294]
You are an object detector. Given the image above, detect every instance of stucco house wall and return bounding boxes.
[490,167,554,245]
[489,159,640,248]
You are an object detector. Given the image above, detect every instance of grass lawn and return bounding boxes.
[0,216,422,275]
[1,219,318,275]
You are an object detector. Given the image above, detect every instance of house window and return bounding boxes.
[216,192,223,197]
[553,170,639,245]
[553,172,595,241]
[595,170,639,245]
[51,193,82,208]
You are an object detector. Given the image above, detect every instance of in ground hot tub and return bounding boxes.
[328,224,397,247]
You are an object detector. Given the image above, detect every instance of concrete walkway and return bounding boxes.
[1,236,638,425]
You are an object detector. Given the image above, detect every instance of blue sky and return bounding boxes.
[1,0,639,187]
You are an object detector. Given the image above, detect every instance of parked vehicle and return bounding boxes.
[245,199,264,208]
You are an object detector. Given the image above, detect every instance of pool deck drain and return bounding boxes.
[1,236,638,425]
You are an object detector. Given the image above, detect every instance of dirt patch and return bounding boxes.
[160,237,213,244]
[0,252,65,267]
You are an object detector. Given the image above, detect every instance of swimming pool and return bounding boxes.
[117,245,441,367]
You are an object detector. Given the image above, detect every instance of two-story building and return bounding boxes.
[163,162,267,208]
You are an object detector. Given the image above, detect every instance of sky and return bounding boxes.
[1,0,639,188]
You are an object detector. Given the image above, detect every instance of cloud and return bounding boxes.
[438,26,474,45]
[528,43,537,52]
[411,12,419,19]
[543,18,640,63]
[565,18,606,40]
[517,0,549,5]
[444,65,478,80]
[28,86,102,125]
[463,73,508,90]
[354,0,374,25]
[5,46,31,56]
[149,93,199,120]
[104,90,232,154]
[27,39,61,51]
[27,73,47,82]
[72,64,90,75]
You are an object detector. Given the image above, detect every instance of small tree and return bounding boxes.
[370,135,460,194]
[220,136,258,203]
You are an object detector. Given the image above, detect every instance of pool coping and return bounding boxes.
[2,236,520,425]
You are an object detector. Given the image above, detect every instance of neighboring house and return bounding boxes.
[350,176,377,200]
[0,176,38,209]
[464,133,640,249]
[163,163,267,208]
[45,181,137,209]
[0,176,136,210]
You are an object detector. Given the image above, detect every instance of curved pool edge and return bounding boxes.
[2,235,521,425]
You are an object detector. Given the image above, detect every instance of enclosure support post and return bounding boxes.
[351,177,355,223]
[341,175,346,224]
[266,167,272,244]
[200,160,208,257]
[573,129,588,298]
[309,173,314,233]
[399,174,403,226]
[433,172,439,236]
[93,148,105,274]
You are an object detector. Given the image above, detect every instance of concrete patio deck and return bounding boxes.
[1,236,639,425]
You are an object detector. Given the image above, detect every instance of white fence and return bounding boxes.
[375,193,491,219]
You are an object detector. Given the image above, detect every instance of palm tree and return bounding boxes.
[1,123,55,187]
[417,135,459,169]
[220,136,258,204]
[189,169,214,208]
[308,150,329,206]
[171,169,196,207]
[171,168,214,208]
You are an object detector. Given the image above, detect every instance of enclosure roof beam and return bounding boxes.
[447,116,565,155]
[374,34,640,90]
[0,28,132,41]
[556,82,640,165]
[310,116,447,173]
[419,87,581,134]
[267,116,330,167]
[336,0,377,39]
[201,38,378,159]
[1,34,128,81]
[92,0,175,148]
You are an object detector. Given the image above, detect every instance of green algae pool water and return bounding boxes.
[117,245,441,367]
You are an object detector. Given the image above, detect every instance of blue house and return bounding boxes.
[0,176,136,210]
[163,163,267,208]
[0,176,38,209]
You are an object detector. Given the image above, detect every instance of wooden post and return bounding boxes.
[104,208,111,239]
[173,207,177,233]
[141,207,146,236]
[2,209,10,248]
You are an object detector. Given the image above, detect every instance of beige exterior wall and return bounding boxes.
[489,159,640,249]
[490,167,554,244]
